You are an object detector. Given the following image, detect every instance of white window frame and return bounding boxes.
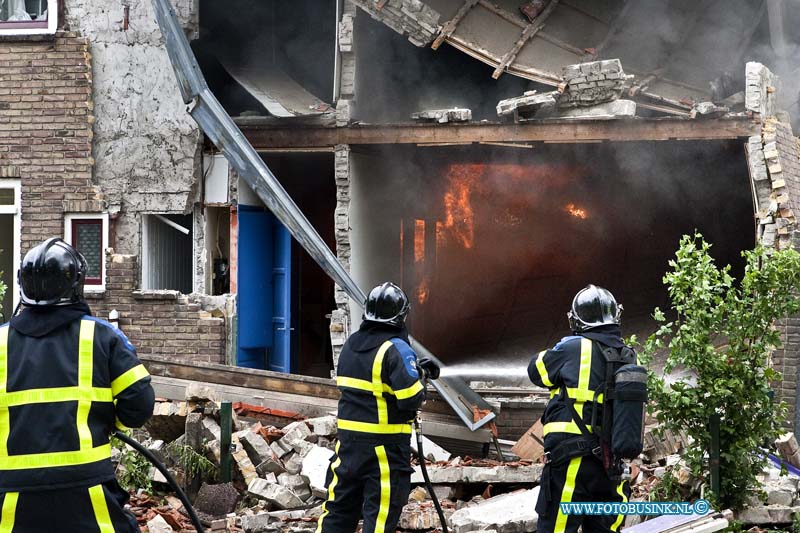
[0,0,57,36]
[0,179,20,311]
[64,212,109,293]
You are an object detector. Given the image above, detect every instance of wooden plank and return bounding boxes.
[492,0,560,80]
[432,0,479,50]
[241,117,760,149]
[141,355,341,400]
[510,419,544,460]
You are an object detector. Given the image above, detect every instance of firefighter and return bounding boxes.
[316,282,440,533]
[0,238,155,532]
[528,285,632,533]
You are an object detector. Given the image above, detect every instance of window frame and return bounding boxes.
[0,0,57,35]
[0,179,21,312]
[64,213,108,292]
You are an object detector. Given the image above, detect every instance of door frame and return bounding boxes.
[0,179,20,313]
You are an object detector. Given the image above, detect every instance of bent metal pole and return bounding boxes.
[151,0,496,431]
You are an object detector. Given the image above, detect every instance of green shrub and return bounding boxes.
[638,233,800,510]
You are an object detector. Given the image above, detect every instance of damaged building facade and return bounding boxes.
[3,0,800,439]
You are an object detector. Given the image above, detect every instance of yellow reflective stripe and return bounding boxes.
[337,419,413,435]
[372,341,392,425]
[0,387,112,407]
[579,338,592,392]
[0,328,8,459]
[542,420,593,436]
[375,445,391,533]
[554,457,583,533]
[0,443,111,470]
[535,350,553,387]
[111,364,149,397]
[89,484,114,533]
[549,387,603,404]
[0,492,17,533]
[393,380,423,400]
[336,376,373,391]
[77,320,95,450]
[338,376,421,399]
[315,441,341,533]
[611,480,628,531]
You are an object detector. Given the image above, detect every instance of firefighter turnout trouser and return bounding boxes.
[316,438,413,533]
[0,479,139,532]
[536,454,630,533]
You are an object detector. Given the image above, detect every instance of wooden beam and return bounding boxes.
[432,0,479,50]
[492,0,560,80]
[240,117,760,149]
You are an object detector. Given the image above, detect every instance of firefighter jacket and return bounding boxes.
[335,322,425,441]
[528,328,624,453]
[0,307,155,492]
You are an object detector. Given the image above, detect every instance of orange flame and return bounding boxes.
[443,165,479,249]
[565,203,588,219]
[416,277,430,305]
[414,219,425,263]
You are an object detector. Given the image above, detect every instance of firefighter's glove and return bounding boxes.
[418,358,441,381]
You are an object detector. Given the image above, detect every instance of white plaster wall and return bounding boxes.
[66,0,202,256]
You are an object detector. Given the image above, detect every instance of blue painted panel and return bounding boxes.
[236,206,274,369]
[269,224,293,373]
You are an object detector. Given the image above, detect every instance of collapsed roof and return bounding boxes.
[351,0,796,116]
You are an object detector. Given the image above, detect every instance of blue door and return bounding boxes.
[237,206,293,372]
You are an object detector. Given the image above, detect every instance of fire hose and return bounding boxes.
[113,431,206,533]
[414,418,449,533]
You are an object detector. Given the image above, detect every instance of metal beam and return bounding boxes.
[241,118,760,149]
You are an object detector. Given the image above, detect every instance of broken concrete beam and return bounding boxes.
[146,401,188,442]
[497,91,559,117]
[305,415,337,437]
[411,108,472,123]
[256,456,286,478]
[537,99,636,120]
[284,452,304,475]
[559,59,629,108]
[202,417,221,442]
[248,478,305,510]
[194,483,240,518]
[146,514,174,533]
[185,383,219,403]
[239,431,274,466]
[691,102,729,119]
[232,435,259,486]
[449,487,539,533]
[278,473,312,501]
[301,445,335,498]
[399,501,451,530]
[410,464,543,484]
[775,433,800,468]
[240,512,272,533]
[279,421,312,450]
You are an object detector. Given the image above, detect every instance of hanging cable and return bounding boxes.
[414,418,449,533]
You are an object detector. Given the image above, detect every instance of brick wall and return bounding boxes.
[0,32,100,254]
[89,254,226,364]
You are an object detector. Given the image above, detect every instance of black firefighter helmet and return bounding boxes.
[18,238,87,307]
[567,284,622,332]
[363,282,410,328]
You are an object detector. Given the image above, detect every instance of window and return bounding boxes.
[0,0,57,35]
[0,178,20,320]
[142,214,194,293]
[65,213,108,292]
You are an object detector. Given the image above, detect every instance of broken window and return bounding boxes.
[142,214,194,294]
[65,214,107,290]
[0,0,56,34]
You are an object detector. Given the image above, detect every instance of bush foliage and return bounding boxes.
[638,233,800,510]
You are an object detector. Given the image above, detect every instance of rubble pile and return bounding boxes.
[137,386,550,533]
[496,59,635,121]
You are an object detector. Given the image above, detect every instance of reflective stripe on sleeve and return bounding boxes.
[535,350,553,387]
[111,364,149,396]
